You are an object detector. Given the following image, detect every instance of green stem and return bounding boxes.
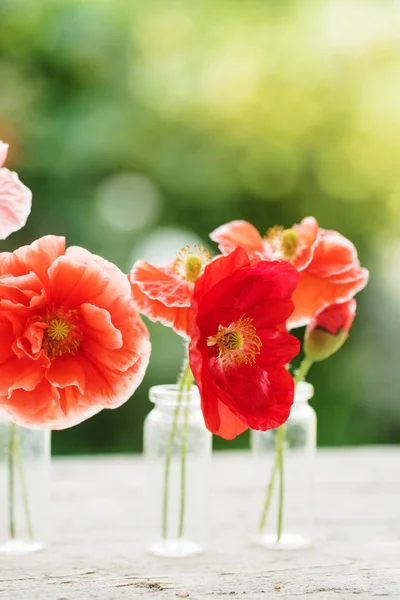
[275,356,314,541]
[258,356,314,539]
[294,356,314,385]
[276,424,285,541]
[162,360,191,540]
[14,434,34,540]
[178,368,194,539]
[8,423,16,540]
[258,439,279,534]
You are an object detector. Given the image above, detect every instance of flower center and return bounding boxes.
[265,226,298,260]
[207,315,262,367]
[47,319,70,342]
[173,245,211,283]
[42,309,82,360]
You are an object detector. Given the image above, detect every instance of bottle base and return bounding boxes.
[149,539,204,558]
[0,539,44,555]
[256,531,312,550]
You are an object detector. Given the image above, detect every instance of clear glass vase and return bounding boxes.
[0,419,51,555]
[144,384,212,558]
[251,381,316,550]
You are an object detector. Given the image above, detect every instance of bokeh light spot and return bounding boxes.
[96,173,161,232]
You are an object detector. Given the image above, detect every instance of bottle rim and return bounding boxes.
[149,384,201,407]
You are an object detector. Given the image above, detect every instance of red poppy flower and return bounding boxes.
[189,247,300,440]
[210,218,368,329]
[0,141,32,240]
[129,246,211,337]
[210,217,319,270]
[290,231,368,328]
[0,235,151,428]
[304,299,356,361]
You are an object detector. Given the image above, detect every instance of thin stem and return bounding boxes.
[294,356,314,385]
[276,425,285,541]
[161,360,191,540]
[14,434,34,540]
[258,440,279,534]
[178,368,194,539]
[8,423,16,540]
[258,356,314,539]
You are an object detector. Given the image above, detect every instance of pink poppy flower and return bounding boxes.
[0,141,32,240]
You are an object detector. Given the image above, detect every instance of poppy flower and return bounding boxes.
[210,217,319,270]
[210,218,368,329]
[290,230,368,328]
[189,247,300,440]
[129,246,211,337]
[0,235,151,428]
[304,299,356,362]
[0,141,32,240]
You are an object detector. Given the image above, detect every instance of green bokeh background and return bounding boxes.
[0,0,399,454]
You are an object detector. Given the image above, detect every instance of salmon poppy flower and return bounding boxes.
[129,246,211,337]
[189,247,300,440]
[304,299,356,362]
[210,217,319,271]
[0,235,151,428]
[210,218,368,329]
[0,141,32,240]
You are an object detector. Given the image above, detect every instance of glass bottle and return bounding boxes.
[143,384,212,558]
[0,419,51,555]
[251,381,316,549]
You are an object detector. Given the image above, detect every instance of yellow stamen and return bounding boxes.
[265,225,298,260]
[208,315,262,367]
[281,229,298,259]
[41,309,82,361]
[173,245,211,283]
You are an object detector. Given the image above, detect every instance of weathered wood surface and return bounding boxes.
[1,448,399,599]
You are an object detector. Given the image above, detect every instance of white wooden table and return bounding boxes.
[1,448,399,599]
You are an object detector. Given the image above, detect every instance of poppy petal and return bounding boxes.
[210,220,264,258]
[0,167,32,241]
[0,142,9,167]
[289,267,368,328]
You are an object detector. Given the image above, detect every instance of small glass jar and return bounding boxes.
[143,384,212,558]
[251,381,316,550]
[0,419,51,555]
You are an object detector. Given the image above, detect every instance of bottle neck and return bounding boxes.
[149,384,201,412]
[293,380,314,404]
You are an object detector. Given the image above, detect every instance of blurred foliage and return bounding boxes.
[0,0,399,454]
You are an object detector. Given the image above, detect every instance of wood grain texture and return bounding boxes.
[1,448,399,599]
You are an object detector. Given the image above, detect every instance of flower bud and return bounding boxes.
[304,300,356,362]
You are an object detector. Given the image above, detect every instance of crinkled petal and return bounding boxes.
[130,277,191,337]
[0,142,9,167]
[211,362,294,431]
[0,379,61,427]
[308,230,360,277]
[210,220,264,258]
[292,216,319,271]
[0,167,32,240]
[289,267,368,329]
[0,235,66,284]
[0,355,47,396]
[47,255,109,309]
[46,355,86,395]
[130,260,191,307]
[0,140,8,168]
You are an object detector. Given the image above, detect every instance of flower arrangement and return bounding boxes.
[211,218,369,544]
[0,136,370,555]
[130,245,301,552]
